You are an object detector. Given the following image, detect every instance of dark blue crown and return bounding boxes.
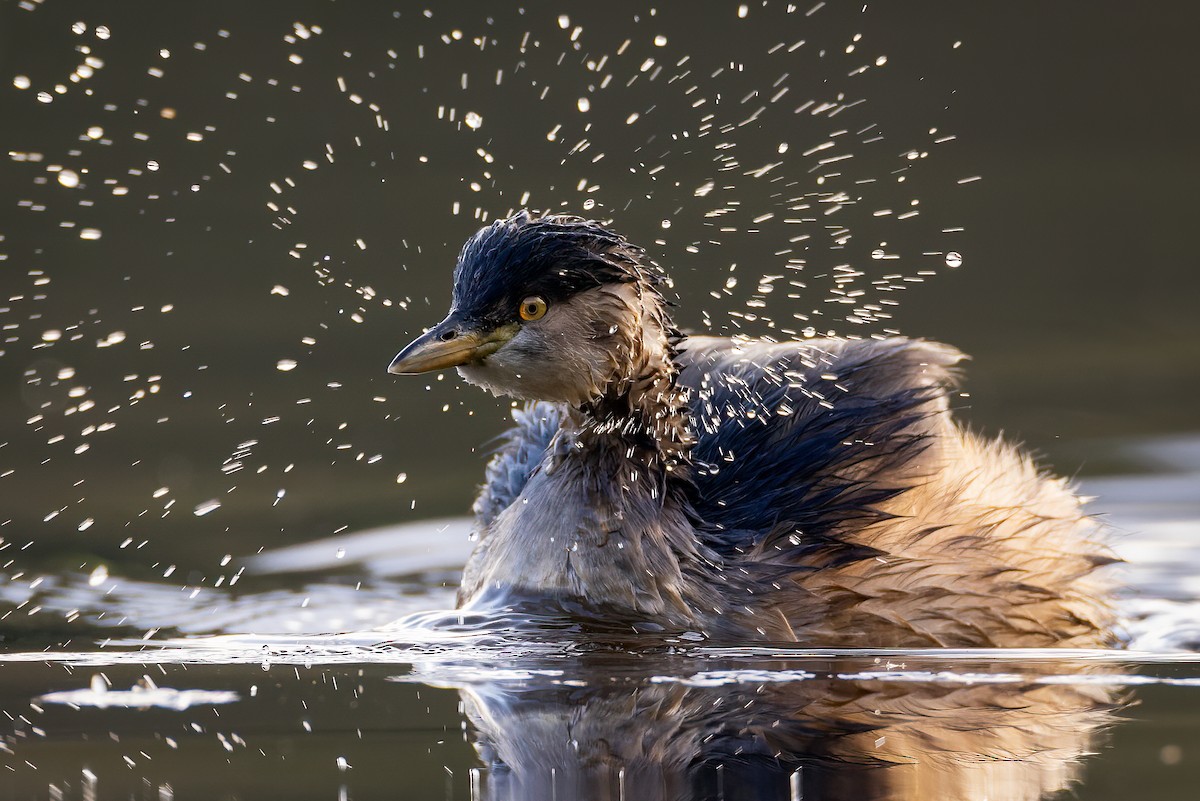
[450,211,651,325]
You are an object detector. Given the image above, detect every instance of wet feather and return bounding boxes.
[398,212,1119,648]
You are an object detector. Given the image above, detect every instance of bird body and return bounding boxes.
[390,212,1118,648]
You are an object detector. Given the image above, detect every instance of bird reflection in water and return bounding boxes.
[438,657,1118,801]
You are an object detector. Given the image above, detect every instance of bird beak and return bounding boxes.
[387,318,517,375]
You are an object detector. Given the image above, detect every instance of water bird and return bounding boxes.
[389,211,1118,647]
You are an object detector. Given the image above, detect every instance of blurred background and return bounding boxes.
[2,0,1197,583]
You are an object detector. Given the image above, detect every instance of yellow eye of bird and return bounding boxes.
[519,296,548,321]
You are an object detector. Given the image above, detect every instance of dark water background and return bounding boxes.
[2,1,1199,799]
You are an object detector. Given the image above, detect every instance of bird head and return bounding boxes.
[389,211,674,406]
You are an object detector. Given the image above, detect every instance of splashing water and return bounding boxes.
[0,1,977,603]
[0,5,1196,800]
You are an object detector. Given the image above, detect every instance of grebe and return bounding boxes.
[389,211,1117,647]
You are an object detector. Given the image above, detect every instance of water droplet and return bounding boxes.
[396,472,407,484]
[12,75,30,90]
[558,15,570,29]
[654,35,667,46]
[86,125,104,139]
[945,251,963,268]
[871,249,885,260]
[625,112,639,125]
[88,565,109,586]
[79,228,102,240]
[583,198,595,210]
[78,518,94,532]
[577,97,590,112]
[464,111,483,130]
[875,55,888,66]
[778,142,789,154]
[661,219,671,229]
[738,4,749,18]
[193,500,221,516]
[276,359,298,371]
[58,169,80,188]
[302,160,318,170]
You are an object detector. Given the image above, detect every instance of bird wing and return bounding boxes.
[675,336,965,562]
[472,400,566,527]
